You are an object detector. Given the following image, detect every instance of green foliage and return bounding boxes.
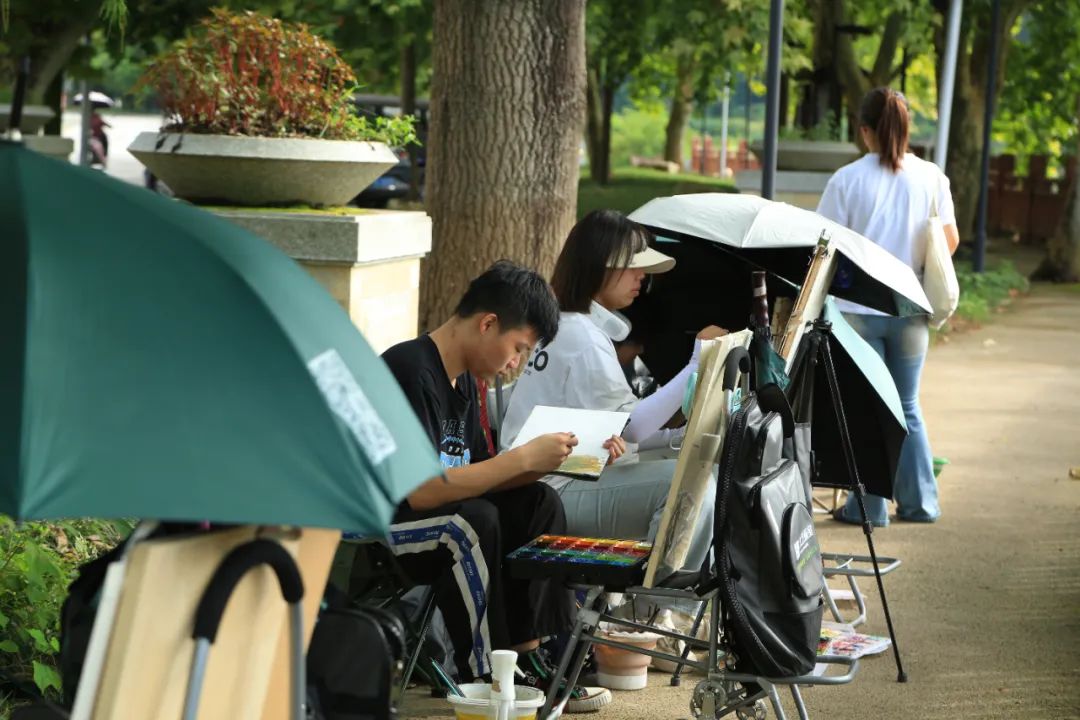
[939,261,1030,331]
[610,105,669,167]
[780,111,841,141]
[578,167,737,219]
[995,0,1080,162]
[0,516,131,702]
[137,8,416,143]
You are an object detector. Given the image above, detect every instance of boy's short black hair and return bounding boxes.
[454,260,560,346]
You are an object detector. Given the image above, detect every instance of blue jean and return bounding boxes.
[841,314,939,524]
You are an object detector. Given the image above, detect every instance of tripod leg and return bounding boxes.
[819,331,908,683]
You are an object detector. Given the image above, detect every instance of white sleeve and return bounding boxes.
[622,342,700,443]
[817,174,847,225]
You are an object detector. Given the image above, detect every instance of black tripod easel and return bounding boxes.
[793,318,908,683]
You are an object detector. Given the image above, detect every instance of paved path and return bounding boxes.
[403,285,1080,719]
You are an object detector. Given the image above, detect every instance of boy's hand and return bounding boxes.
[519,432,579,473]
[602,435,627,466]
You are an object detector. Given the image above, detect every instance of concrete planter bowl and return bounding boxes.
[0,104,56,135]
[128,132,399,207]
[750,139,861,173]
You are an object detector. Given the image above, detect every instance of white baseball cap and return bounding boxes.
[611,246,676,274]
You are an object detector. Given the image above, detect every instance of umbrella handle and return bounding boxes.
[183,539,306,720]
[757,383,796,438]
[721,347,751,391]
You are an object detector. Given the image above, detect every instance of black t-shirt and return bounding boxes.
[381,335,492,477]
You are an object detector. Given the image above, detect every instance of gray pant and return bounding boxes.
[552,458,716,574]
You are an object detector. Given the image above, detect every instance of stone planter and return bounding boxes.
[23,135,75,163]
[750,139,861,173]
[128,132,398,207]
[0,104,55,135]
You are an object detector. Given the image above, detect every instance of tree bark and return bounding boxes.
[833,3,905,145]
[400,40,421,202]
[26,3,102,104]
[585,65,603,180]
[1031,97,1080,282]
[941,1,1029,238]
[664,54,695,166]
[422,0,586,331]
[594,82,614,184]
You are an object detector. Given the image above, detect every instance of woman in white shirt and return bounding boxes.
[817,87,960,526]
[500,209,725,573]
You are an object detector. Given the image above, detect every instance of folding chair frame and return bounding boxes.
[539,585,859,720]
[337,539,453,697]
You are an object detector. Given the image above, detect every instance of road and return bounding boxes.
[60,111,162,186]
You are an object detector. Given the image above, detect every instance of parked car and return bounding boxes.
[350,94,428,208]
[353,154,420,208]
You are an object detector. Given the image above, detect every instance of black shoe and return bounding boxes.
[517,647,612,713]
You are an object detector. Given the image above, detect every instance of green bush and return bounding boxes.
[137,9,416,145]
[938,261,1030,333]
[0,517,130,707]
[610,105,670,166]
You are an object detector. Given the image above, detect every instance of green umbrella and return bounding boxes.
[0,140,440,534]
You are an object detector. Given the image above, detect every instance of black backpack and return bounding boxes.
[713,350,824,679]
[306,588,408,720]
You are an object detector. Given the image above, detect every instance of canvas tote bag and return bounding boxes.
[922,178,960,328]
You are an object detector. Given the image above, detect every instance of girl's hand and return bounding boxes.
[696,325,729,340]
[603,435,627,465]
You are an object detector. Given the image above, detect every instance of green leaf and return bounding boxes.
[0,639,18,652]
[33,660,63,695]
[0,608,8,628]
[27,627,50,653]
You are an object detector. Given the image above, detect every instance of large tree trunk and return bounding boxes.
[400,40,421,202]
[664,54,695,166]
[585,66,603,179]
[25,2,102,104]
[940,1,1029,238]
[1031,97,1080,282]
[833,3,904,145]
[594,82,614,185]
[422,0,586,331]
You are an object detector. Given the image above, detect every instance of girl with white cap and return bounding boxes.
[500,209,725,572]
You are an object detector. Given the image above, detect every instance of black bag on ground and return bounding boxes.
[714,372,824,679]
[306,592,407,720]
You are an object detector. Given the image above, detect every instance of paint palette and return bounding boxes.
[506,535,652,588]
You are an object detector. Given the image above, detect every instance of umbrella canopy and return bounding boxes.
[786,300,906,498]
[628,193,931,318]
[0,140,440,534]
[72,91,115,108]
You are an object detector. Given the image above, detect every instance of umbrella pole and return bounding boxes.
[812,318,908,683]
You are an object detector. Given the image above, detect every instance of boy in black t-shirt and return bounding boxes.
[381,261,611,712]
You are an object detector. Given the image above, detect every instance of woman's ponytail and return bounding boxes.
[859,87,910,172]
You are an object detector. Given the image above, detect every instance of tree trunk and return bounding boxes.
[400,40,421,202]
[594,82,614,185]
[26,2,102,103]
[834,3,904,145]
[585,66,603,180]
[942,1,1029,238]
[44,71,64,136]
[1031,97,1080,282]
[422,0,586,331]
[664,54,695,166]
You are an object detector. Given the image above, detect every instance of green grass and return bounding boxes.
[577,166,737,219]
